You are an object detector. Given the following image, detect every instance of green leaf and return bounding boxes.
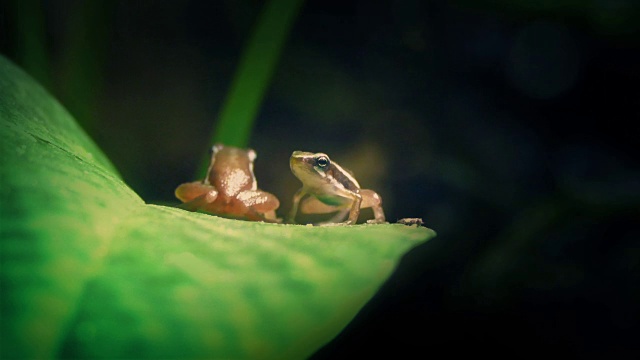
[0,56,435,359]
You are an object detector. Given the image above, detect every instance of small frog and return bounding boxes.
[175,144,280,222]
[288,151,386,225]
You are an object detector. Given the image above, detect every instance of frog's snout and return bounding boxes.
[289,154,302,165]
[290,151,308,166]
[289,154,301,170]
[290,151,316,174]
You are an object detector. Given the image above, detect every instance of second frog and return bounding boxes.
[288,151,386,225]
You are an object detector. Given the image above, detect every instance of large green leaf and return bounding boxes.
[0,56,435,359]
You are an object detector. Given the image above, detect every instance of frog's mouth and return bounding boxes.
[290,155,315,179]
[289,156,304,173]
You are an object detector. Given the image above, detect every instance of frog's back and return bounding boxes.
[210,147,257,196]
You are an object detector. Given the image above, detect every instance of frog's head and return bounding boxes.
[204,143,257,186]
[290,151,332,184]
[210,144,257,163]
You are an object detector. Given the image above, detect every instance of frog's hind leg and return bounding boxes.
[360,189,386,223]
[237,190,280,213]
[299,196,340,214]
[178,192,218,211]
[316,209,350,226]
[300,194,361,225]
[237,190,282,223]
[298,196,350,225]
[176,186,219,212]
[175,182,218,203]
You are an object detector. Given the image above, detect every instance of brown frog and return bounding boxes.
[175,144,280,222]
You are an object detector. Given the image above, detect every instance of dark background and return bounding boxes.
[2,0,639,357]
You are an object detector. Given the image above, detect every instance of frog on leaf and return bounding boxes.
[175,144,281,223]
[288,151,386,225]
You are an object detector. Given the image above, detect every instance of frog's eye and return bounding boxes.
[316,156,330,168]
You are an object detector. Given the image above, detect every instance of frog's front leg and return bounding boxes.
[345,192,363,225]
[287,188,307,223]
[175,181,219,211]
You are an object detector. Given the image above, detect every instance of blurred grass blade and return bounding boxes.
[9,0,51,89]
[57,0,113,133]
[213,0,304,146]
[199,0,305,176]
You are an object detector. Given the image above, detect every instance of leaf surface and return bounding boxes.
[0,56,435,359]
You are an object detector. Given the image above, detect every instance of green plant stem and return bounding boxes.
[198,0,305,177]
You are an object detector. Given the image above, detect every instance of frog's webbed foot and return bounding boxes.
[261,210,283,223]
